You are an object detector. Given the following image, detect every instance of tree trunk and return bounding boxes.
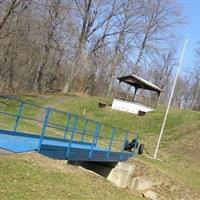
[133,34,148,74]
[105,31,124,96]
[32,48,49,93]
[0,0,19,30]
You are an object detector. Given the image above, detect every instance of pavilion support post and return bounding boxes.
[115,80,121,98]
[155,92,161,107]
[125,85,131,101]
[132,87,138,102]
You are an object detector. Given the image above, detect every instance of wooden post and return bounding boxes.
[155,91,161,107]
[115,80,121,98]
[132,87,138,102]
[125,85,131,101]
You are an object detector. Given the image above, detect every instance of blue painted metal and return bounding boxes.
[106,127,116,160]
[0,129,102,152]
[37,107,51,152]
[80,119,88,142]
[64,112,71,140]
[120,131,129,161]
[65,115,78,159]
[13,102,24,131]
[88,122,101,160]
[94,122,101,146]
[0,129,134,162]
[0,95,139,163]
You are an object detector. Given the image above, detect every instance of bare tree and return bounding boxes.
[0,0,21,30]
[63,0,122,92]
[32,0,63,92]
[132,0,182,74]
[149,50,176,104]
[190,43,200,110]
[105,0,143,95]
[0,0,185,98]
[0,0,32,92]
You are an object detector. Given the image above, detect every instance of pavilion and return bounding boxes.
[111,74,162,115]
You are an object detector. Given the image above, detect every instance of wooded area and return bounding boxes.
[0,0,199,110]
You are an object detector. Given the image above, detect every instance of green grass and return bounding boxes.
[0,93,200,195]
[0,154,142,200]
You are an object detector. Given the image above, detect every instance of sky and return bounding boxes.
[178,0,200,74]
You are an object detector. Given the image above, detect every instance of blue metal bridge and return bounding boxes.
[0,95,139,162]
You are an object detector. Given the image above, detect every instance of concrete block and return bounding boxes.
[115,162,136,175]
[107,168,132,188]
[107,162,135,188]
[130,177,155,191]
[142,191,158,200]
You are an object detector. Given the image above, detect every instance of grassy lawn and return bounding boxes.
[0,93,200,196]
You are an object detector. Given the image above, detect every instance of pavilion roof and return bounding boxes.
[117,74,163,93]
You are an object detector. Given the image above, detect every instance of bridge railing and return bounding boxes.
[0,95,139,159]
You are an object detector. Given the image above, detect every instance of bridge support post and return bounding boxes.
[13,102,24,131]
[64,112,71,140]
[80,119,88,142]
[37,107,51,152]
[88,122,101,160]
[66,116,78,159]
[106,128,116,160]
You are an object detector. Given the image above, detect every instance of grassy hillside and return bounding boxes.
[0,153,143,200]
[0,93,200,198]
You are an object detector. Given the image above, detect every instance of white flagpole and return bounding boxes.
[153,40,188,159]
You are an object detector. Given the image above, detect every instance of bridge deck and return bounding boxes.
[0,129,133,162]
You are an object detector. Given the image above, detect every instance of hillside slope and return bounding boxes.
[0,153,143,200]
[0,94,200,198]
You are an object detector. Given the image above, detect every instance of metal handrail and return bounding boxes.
[0,94,135,133]
[0,95,139,160]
